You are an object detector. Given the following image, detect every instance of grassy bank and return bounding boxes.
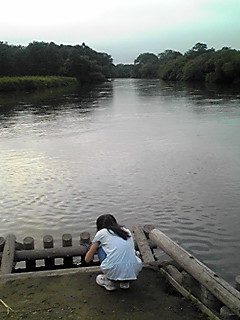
[0,76,78,92]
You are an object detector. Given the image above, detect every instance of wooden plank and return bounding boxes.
[150,228,240,317]
[0,266,101,283]
[160,268,221,320]
[0,262,166,283]
[0,234,16,274]
[132,224,155,263]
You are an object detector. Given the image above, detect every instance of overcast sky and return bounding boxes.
[1,0,240,64]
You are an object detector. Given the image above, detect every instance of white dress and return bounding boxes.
[92,228,142,281]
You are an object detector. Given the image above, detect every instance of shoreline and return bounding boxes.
[0,76,78,92]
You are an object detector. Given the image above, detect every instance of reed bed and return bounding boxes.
[0,76,77,92]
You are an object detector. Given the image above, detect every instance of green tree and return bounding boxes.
[112,64,133,78]
[133,53,159,78]
[185,42,214,58]
[158,49,182,64]
[63,49,106,83]
[206,48,240,83]
[0,42,15,76]
[160,56,186,81]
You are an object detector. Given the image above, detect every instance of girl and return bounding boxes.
[85,214,142,291]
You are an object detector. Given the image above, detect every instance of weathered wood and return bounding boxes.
[0,237,5,252]
[182,270,201,298]
[160,267,221,320]
[134,239,157,250]
[164,264,183,284]
[201,285,222,312]
[23,236,36,270]
[80,232,90,245]
[43,235,54,268]
[143,224,156,237]
[0,234,16,274]
[62,234,72,247]
[235,275,240,291]
[132,224,155,263]
[0,265,101,283]
[150,228,240,317]
[79,232,90,265]
[220,306,239,320]
[62,233,73,266]
[0,262,160,283]
[23,237,34,250]
[0,245,88,262]
[43,235,54,248]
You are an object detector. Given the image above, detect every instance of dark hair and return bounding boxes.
[96,214,130,240]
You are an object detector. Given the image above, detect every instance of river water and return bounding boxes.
[0,79,240,283]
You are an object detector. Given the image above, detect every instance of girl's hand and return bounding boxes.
[85,242,99,263]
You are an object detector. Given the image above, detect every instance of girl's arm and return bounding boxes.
[85,242,99,263]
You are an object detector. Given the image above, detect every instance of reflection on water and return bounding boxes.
[0,79,240,284]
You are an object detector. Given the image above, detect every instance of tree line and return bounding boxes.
[0,41,113,83]
[114,43,240,84]
[1,41,240,84]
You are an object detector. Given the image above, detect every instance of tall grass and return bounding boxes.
[0,76,78,92]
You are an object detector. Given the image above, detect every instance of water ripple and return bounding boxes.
[1,80,240,284]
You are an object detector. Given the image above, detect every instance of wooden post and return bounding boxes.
[149,228,240,317]
[80,232,90,266]
[142,224,160,250]
[80,232,90,245]
[0,237,5,252]
[201,285,222,312]
[23,236,36,270]
[132,224,155,263]
[0,234,16,274]
[62,233,73,266]
[43,235,54,269]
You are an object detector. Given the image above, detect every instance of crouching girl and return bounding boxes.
[85,214,142,291]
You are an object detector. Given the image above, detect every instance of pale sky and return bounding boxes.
[1,0,240,64]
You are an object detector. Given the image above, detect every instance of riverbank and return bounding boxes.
[0,267,207,320]
[0,76,78,92]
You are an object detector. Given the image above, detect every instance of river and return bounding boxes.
[0,79,240,284]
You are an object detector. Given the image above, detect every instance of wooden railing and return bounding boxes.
[0,232,91,273]
[132,224,240,320]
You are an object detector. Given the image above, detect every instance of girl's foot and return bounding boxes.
[119,281,130,289]
[96,274,116,291]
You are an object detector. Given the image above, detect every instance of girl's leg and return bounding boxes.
[97,246,107,262]
[96,247,116,290]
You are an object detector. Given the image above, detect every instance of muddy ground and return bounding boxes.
[0,267,208,320]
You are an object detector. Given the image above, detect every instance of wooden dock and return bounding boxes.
[0,225,240,320]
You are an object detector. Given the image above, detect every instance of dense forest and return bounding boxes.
[1,41,240,84]
[117,43,240,84]
[0,41,113,83]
